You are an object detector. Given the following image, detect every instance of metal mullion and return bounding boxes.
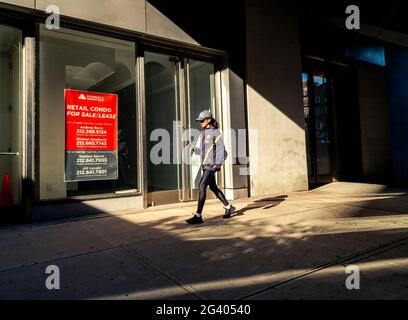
[214,66,225,189]
[178,58,188,202]
[173,61,182,202]
[185,58,194,201]
[136,50,147,208]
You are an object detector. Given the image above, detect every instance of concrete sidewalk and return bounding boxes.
[0,182,408,300]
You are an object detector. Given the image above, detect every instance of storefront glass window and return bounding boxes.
[0,24,22,206]
[39,25,138,200]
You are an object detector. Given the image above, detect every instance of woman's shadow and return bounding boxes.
[227,195,288,219]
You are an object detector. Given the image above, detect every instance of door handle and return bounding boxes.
[0,152,20,156]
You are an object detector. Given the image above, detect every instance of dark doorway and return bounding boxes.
[302,56,365,188]
[330,62,364,183]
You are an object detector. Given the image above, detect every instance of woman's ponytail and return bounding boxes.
[210,118,219,129]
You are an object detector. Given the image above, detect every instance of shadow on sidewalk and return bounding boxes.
[229,195,288,218]
[0,188,408,300]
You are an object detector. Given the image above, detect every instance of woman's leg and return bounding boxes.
[196,169,212,214]
[208,171,230,207]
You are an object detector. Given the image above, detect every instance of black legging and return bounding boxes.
[196,169,229,214]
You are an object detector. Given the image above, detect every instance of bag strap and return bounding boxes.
[203,131,223,164]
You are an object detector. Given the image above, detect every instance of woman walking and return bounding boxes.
[186,110,235,225]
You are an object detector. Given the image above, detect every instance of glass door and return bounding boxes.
[303,71,333,187]
[185,59,217,201]
[144,52,217,206]
[145,52,182,205]
[0,24,22,208]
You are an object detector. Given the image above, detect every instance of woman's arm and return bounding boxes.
[214,130,227,167]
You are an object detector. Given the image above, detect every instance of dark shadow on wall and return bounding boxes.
[297,0,408,37]
[298,1,408,186]
[147,0,246,80]
[146,0,408,187]
[0,187,408,299]
[299,19,397,185]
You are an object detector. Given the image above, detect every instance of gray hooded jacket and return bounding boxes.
[193,125,228,171]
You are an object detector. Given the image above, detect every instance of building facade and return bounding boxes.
[0,0,406,223]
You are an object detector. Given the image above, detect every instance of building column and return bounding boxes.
[245,0,308,196]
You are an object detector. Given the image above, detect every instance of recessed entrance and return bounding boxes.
[302,56,377,188]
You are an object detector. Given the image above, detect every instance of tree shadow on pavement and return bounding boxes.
[0,190,408,300]
[229,195,288,218]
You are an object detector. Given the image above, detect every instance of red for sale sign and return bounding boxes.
[65,89,119,182]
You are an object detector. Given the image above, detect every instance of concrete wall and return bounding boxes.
[0,0,34,8]
[37,0,146,33]
[0,0,199,43]
[246,0,308,196]
[0,0,146,33]
[358,65,393,182]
